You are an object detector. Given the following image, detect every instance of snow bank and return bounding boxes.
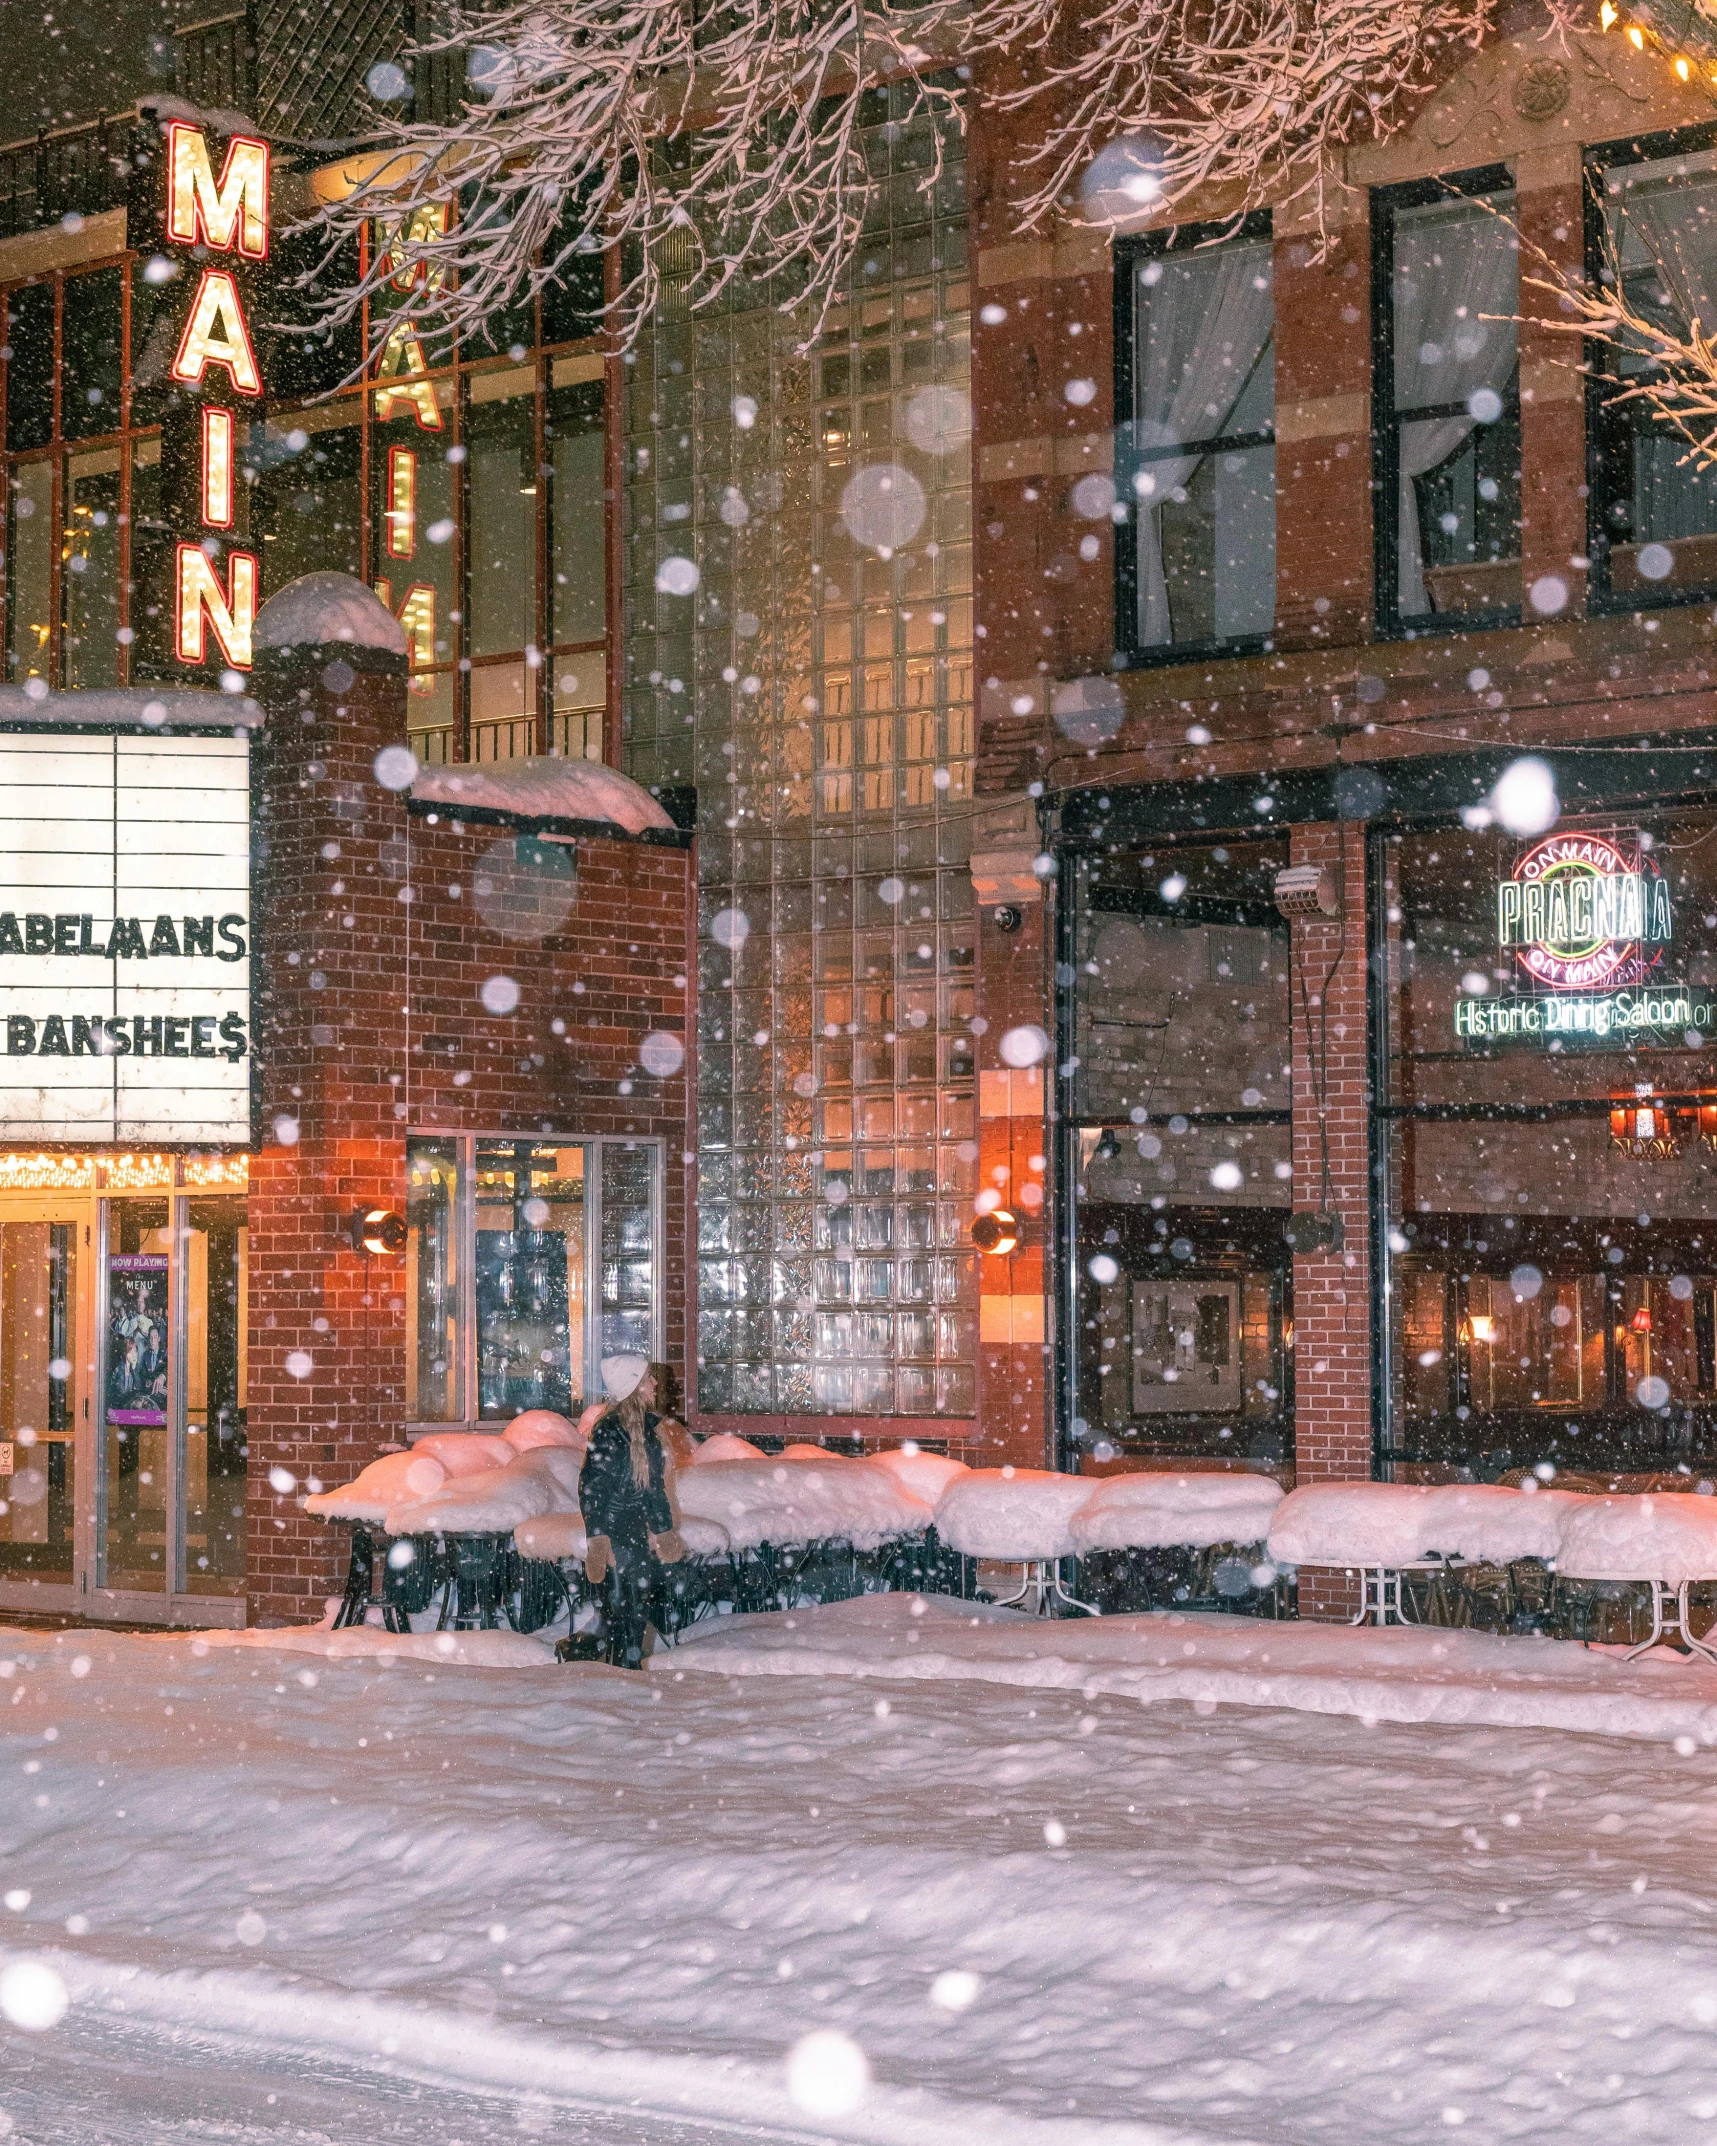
[304,1449,442,1524]
[687,1432,767,1463]
[0,685,260,730]
[252,571,409,655]
[675,1456,931,1551]
[1071,1470,1282,1554]
[870,1446,970,1512]
[502,1409,584,1453]
[681,1516,731,1557]
[1269,1480,1577,1567]
[1557,1492,1717,1586]
[936,1469,1093,1561]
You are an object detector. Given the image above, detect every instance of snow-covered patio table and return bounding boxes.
[1557,1492,1717,1662]
[1266,1481,1569,1627]
[934,1467,1099,1615]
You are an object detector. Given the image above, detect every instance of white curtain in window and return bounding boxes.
[1393,205,1518,617]
[1133,245,1273,646]
[1618,175,1717,331]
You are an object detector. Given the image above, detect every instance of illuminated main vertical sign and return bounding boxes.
[151,119,269,674]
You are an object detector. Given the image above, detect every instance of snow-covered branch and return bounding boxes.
[311,0,1503,357]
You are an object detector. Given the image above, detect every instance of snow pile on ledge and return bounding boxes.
[411,755,674,834]
[0,685,261,728]
[252,571,409,655]
[675,1455,931,1551]
[512,1511,589,1562]
[1557,1492,1717,1586]
[1072,1470,1283,1553]
[937,1469,1094,1560]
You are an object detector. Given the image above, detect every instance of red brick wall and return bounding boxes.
[1287,823,1372,1620]
[244,622,691,1626]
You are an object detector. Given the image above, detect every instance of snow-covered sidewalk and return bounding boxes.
[5,1606,1717,2141]
[675,1593,1717,1747]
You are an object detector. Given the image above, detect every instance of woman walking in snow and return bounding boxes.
[576,1355,685,1669]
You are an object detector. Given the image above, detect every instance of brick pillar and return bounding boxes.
[246,579,412,1626]
[971,796,1054,1466]
[1272,195,1374,652]
[1517,144,1587,620]
[1288,821,1372,1619]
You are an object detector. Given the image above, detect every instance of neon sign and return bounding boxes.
[1459,827,1716,1051]
[152,119,267,674]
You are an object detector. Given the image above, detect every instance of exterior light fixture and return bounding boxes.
[971,1209,1019,1256]
[1467,1313,1497,1345]
[1272,864,1338,919]
[1631,1304,1654,1335]
[350,1207,407,1256]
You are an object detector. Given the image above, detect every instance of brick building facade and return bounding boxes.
[4,15,1717,1621]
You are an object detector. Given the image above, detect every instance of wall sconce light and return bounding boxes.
[349,1208,407,1256]
[971,1209,1019,1256]
[1467,1313,1497,1346]
[1630,1304,1653,1335]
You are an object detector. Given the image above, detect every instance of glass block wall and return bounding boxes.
[623,87,979,1421]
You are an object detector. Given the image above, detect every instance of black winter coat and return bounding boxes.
[579,1410,673,1557]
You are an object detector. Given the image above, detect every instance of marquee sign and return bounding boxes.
[0,735,250,1142]
[133,116,271,677]
[1457,827,1717,1050]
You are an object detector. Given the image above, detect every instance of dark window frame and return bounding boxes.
[1111,209,1275,671]
[1370,164,1522,642]
[1583,119,1717,617]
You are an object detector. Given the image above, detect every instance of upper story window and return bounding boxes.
[0,229,610,768]
[1114,216,1275,663]
[1588,128,1717,610]
[1373,172,1520,635]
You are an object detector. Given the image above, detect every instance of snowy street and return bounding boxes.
[6,1598,1717,2143]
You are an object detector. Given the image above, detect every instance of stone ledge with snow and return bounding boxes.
[410,754,675,835]
[252,571,410,656]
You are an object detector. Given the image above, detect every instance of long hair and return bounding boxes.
[618,1383,651,1489]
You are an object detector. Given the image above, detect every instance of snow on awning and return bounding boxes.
[410,756,677,836]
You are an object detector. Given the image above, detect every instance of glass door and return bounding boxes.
[184,1196,247,1597]
[0,1211,85,1586]
[99,1198,171,1593]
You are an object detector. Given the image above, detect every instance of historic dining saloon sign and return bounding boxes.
[1456,827,1717,1050]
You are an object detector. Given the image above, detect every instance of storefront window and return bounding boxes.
[406,1134,661,1425]
[1114,217,1275,659]
[1381,812,1717,1472]
[5,459,52,681]
[63,445,122,687]
[1375,173,1520,632]
[1068,840,1294,1462]
[1590,134,1717,606]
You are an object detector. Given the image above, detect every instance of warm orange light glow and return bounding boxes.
[1599,0,1617,22]
[1675,53,1692,77]
[171,269,262,396]
[102,1152,176,1191]
[1468,1314,1497,1345]
[381,201,450,294]
[202,406,235,527]
[1628,23,1645,45]
[386,445,416,557]
[166,122,270,260]
[374,323,443,429]
[0,1152,98,1192]
[1631,1304,1654,1334]
[971,1209,1019,1256]
[376,578,438,687]
[176,543,258,668]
